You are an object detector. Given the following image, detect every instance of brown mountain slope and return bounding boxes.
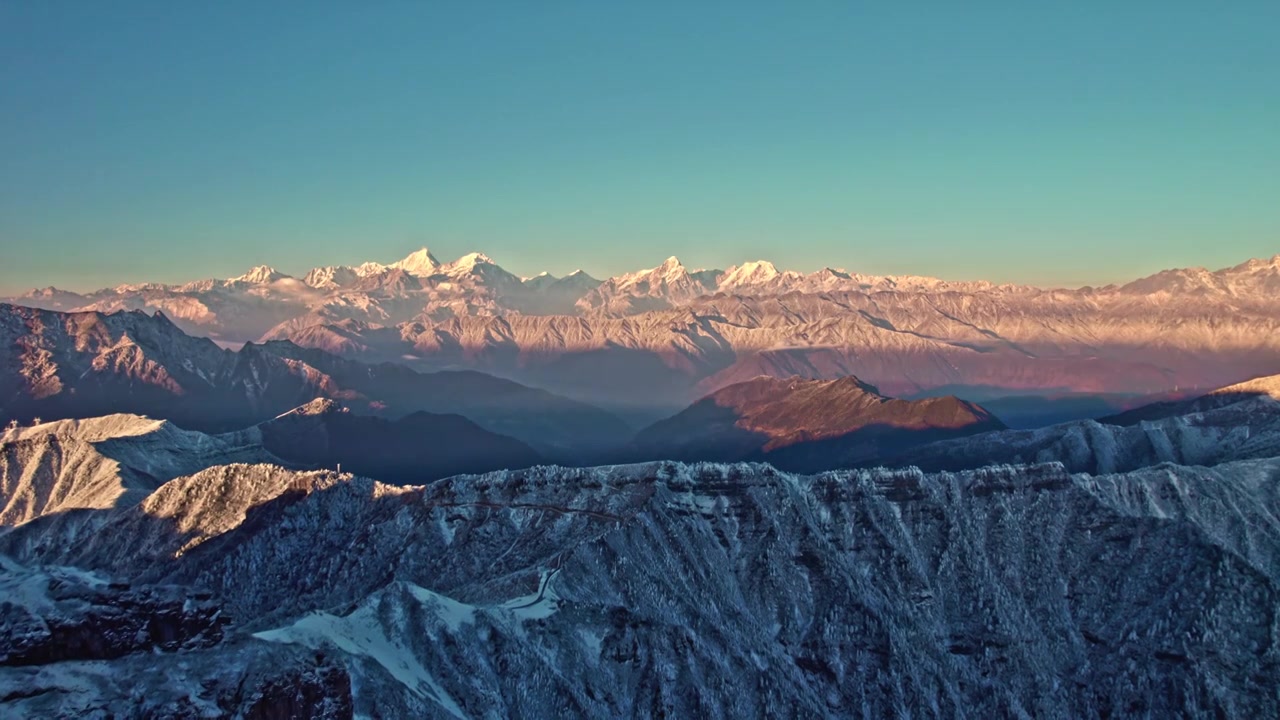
[627,375,1005,471]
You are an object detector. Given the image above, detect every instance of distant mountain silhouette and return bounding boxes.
[626,375,1005,471]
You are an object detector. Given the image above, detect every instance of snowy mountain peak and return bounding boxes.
[353,261,389,277]
[230,265,288,284]
[719,260,780,287]
[1234,255,1280,272]
[302,265,358,289]
[521,272,558,289]
[389,248,441,277]
[448,252,495,271]
[559,269,599,285]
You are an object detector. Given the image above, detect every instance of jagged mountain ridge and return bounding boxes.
[626,375,1005,471]
[4,247,1033,341]
[4,247,607,341]
[2,451,1279,717]
[0,303,630,456]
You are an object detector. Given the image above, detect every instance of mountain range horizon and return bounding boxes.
[9,245,1280,297]
[5,247,1279,431]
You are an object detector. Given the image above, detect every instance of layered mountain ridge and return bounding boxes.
[0,303,629,457]
[3,368,1280,715]
[8,250,1280,423]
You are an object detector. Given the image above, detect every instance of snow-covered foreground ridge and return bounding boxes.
[3,408,1280,719]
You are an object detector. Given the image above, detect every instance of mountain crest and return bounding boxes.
[389,248,441,277]
[720,260,781,287]
[230,265,287,284]
[447,252,496,273]
[302,265,358,289]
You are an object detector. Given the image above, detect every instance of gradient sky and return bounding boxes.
[2,2,1278,294]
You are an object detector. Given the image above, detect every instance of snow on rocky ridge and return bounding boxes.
[1,387,1279,716]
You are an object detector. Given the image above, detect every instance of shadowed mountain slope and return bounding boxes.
[0,303,629,457]
[258,399,542,484]
[0,401,541,541]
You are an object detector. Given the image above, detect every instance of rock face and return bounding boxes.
[0,303,631,456]
[0,558,226,666]
[0,558,354,718]
[627,376,1005,471]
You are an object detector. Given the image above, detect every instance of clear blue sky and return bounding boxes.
[2,2,1277,293]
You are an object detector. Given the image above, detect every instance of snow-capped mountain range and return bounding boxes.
[6,250,1280,423]
[2,245,1029,338]
[22,247,1278,342]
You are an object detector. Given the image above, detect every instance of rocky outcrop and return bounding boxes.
[0,560,226,666]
